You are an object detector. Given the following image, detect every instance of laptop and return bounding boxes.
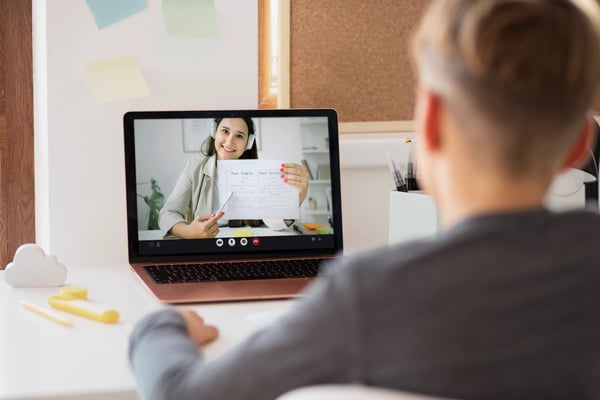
[123,109,343,303]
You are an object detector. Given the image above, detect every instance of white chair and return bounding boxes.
[277,385,458,400]
[545,167,596,211]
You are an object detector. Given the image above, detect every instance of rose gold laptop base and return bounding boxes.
[130,263,316,304]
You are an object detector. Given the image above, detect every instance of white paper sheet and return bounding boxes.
[217,160,299,220]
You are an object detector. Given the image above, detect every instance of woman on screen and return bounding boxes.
[158,117,309,239]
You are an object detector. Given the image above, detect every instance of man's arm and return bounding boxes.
[129,260,362,400]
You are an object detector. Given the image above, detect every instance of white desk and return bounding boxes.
[0,264,293,400]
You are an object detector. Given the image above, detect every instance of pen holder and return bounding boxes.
[389,191,439,245]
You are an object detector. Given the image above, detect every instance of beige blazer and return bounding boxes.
[158,154,217,238]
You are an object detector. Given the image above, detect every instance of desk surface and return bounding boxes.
[0,264,292,400]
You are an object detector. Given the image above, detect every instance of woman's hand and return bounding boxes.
[171,212,224,239]
[281,163,309,205]
[178,310,219,347]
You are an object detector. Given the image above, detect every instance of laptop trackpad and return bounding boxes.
[217,278,312,301]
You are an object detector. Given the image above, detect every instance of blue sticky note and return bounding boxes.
[86,0,148,29]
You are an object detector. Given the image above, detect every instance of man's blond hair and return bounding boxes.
[413,0,600,175]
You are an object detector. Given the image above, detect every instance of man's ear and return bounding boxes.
[415,86,443,152]
[560,118,597,170]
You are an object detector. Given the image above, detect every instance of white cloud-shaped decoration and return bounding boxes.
[5,244,67,287]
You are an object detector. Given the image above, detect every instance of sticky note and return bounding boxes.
[303,223,324,231]
[86,0,147,29]
[315,226,333,235]
[162,0,218,37]
[60,286,88,300]
[85,55,150,104]
[232,228,253,238]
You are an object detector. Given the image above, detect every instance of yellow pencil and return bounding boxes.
[20,299,73,328]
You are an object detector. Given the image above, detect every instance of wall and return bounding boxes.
[35,0,258,266]
[34,0,405,266]
[339,133,413,254]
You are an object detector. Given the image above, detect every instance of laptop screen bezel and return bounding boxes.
[123,109,343,263]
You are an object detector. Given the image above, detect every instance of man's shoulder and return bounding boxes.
[333,209,600,289]
[333,238,448,283]
[551,208,600,227]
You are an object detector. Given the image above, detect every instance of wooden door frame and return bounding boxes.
[258,0,290,109]
[0,0,35,268]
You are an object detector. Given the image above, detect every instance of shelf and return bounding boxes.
[302,209,330,215]
[301,149,329,154]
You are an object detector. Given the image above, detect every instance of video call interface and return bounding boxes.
[131,114,339,256]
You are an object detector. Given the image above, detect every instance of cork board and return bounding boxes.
[289,1,428,125]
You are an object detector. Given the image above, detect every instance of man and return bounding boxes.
[129,1,600,399]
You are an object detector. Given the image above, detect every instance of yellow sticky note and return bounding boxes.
[85,55,150,104]
[232,228,253,238]
[162,0,218,37]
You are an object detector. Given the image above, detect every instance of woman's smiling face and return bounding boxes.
[214,118,250,160]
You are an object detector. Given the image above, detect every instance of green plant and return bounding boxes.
[139,178,164,230]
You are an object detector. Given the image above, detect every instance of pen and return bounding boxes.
[392,159,408,192]
[387,153,408,192]
[405,138,419,191]
[292,223,304,235]
[215,192,234,214]
[21,299,73,327]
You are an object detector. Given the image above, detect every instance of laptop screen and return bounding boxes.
[124,109,343,262]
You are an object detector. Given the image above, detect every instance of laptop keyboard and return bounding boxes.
[144,259,324,284]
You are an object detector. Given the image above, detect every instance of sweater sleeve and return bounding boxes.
[128,259,362,400]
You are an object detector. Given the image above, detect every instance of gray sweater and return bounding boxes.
[129,208,600,400]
